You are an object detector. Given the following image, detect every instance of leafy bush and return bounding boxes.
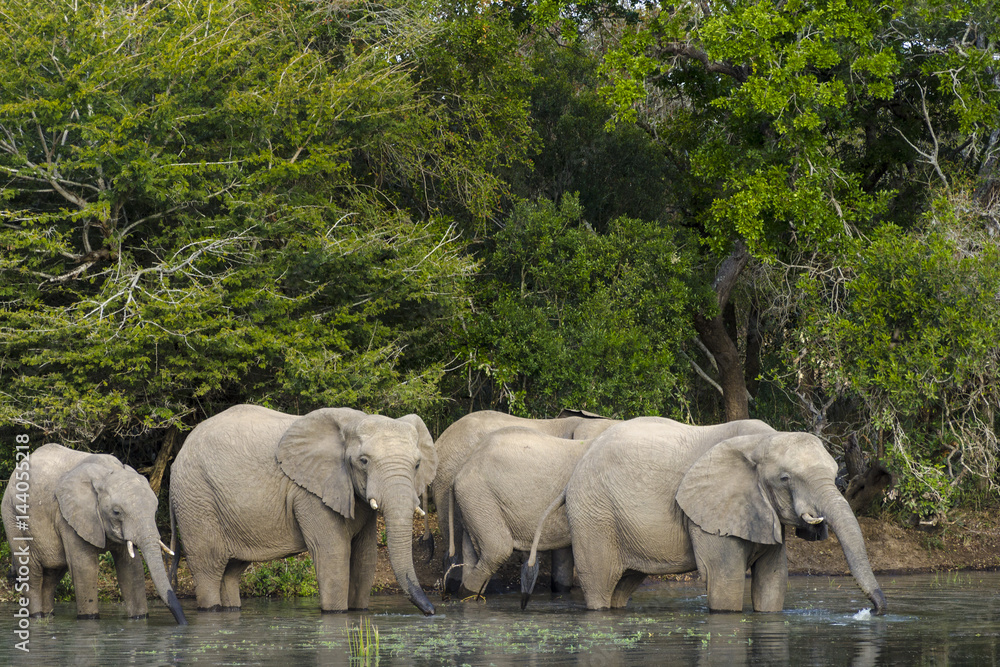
[242,555,318,599]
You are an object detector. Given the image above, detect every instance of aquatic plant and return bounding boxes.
[348,617,380,664]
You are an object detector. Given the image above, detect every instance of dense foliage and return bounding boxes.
[0,0,998,519]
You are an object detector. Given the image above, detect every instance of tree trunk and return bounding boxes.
[843,434,893,514]
[148,426,178,498]
[694,240,752,421]
[694,312,749,421]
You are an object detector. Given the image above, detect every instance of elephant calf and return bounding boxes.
[170,404,437,615]
[1,444,186,623]
[432,409,615,593]
[450,426,594,596]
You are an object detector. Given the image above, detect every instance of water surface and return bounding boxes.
[3,572,998,665]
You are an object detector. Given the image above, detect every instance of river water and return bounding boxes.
[2,572,999,665]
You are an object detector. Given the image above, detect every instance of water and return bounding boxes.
[3,572,999,665]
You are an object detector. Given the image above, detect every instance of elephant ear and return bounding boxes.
[56,455,121,549]
[397,414,437,492]
[276,408,369,520]
[676,435,782,545]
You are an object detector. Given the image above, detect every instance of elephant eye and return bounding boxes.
[359,456,370,467]
[779,473,791,483]
[112,507,122,517]
[415,461,420,470]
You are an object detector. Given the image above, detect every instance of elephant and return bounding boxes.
[169,404,437,615]
[0,444,187,623]
[449,426,597,596]
[431,409,615,593]
[522,417,887,614]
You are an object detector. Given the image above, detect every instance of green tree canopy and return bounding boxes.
[0,0,532,448]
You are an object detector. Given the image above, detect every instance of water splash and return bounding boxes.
[853,608,872,621]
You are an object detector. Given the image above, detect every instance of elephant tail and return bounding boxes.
[447,486,457,559]
[520,489,566,610]
[168,489,180,589]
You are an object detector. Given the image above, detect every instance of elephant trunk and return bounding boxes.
[138,533,188,625]
[819,488,887,615]
[383,483,435,616]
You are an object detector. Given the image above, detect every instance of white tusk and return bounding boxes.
[370,498,378,511]
[415,506,426,517]
[159,540,175,557]
[127,540,135,559]
[802,513,825,525]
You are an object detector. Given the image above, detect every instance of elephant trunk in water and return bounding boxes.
[818,487,887,615]
[383,481,435,616]
[136,532,188,625]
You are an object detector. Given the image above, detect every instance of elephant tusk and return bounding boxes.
[370,498,378,511]
[415,506,426,517]
[127,540,135,559]
[803,513,825,525]
[160,540,175,557]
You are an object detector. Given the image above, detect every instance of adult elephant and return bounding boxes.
[1,444,187,623]
[449,426,597,596]
[431,409,615,594]
[170,404,437,615]
[522,418,886,614]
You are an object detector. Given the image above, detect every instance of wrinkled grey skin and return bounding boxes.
[1,444,186,623]
[452,426,596,595]
[523,418,886,615]
[170,405,437,615]
[432,410,615,593]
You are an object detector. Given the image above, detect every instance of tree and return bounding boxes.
[0,0,533,461]
[532,0,999,422]
[457,193,703,418]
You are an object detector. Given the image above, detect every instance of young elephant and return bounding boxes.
[432,410,615,593]
[450,426,594,596]
[1,444,186,623]
[170,404,437,615]
[523,418,887,614]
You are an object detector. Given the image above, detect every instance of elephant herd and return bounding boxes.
[1,405,887,626]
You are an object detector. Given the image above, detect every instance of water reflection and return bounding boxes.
[3,573,1000,665]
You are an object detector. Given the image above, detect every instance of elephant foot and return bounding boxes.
[551,581,573,594]
[220,606,241,612]
[197,604,224,612]
[128,613,149,620]
[77,613,101,620]
[29,611,53,619]
[320,608,348,614]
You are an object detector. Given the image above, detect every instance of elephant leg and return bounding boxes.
[572,531,624,610]
[300,516,351,613]
[66,553,101,619]
[37,567,66,617]
[610,570,647,608]
[191,559,228,611]
[457,500,512,596]
[112,547,149,619]
[750,545,787,612]
[690,527,751,613]
[220,559,250,610]
[551,548,574,593]
[348,520,378,610]
[442,505,465,595]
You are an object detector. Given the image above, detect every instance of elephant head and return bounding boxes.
[276,408,438,615]
[56,455,188,624]
[676,432,887,614]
